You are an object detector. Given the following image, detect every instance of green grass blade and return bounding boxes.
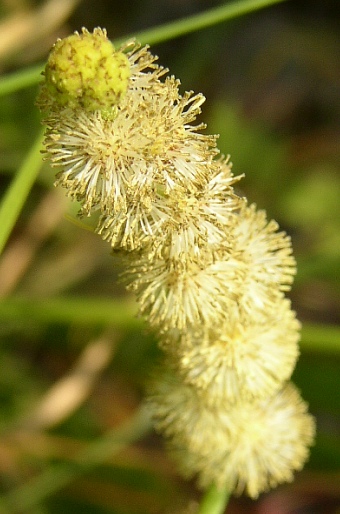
[0,295,140,329]
[0,0,289,96]
[0,63,44,97]
[300,323,340,353]
[1,296,339,354]
[116,0,289,47]
[0,129,44,255]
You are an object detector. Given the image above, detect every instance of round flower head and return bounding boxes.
[177,297,300,404]
[38,27,130,116]
[148,371,315,499]
[98,158,243,255]
[123,200,296,336]
[147,367,228,454]
[237,203,296,293]
[219,203,297,317]
[123,247,242,334]
[38,33,219,216]
[172,383,315,499]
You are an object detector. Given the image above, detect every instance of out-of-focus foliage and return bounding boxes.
[0,1,339,513]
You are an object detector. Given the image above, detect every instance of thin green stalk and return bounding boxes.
[198,483,230,514]
[0,129,44,255]
[0,0,289,96]
[0,404,152,514]
[0,296,141,329]
[1,296,339,354]
[300,323,340,353]
[0,63,43,97]
[115,0,289,47]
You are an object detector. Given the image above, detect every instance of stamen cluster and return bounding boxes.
[37,28,315,499]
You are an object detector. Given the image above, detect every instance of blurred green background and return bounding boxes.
[0,0,339,513]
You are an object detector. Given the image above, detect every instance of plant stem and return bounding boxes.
[300,323,340,353]
[0,129,44,255]
[0,295,141,329]
[0,63,43,97]
[116,0,289,47]
[0,0,289,96]
[198,483,230,514]
[0,296,339,354]
[0,296,340,354]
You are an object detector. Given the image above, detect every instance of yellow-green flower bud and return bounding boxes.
[43,27,130,114]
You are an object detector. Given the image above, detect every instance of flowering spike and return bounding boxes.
[37,27,315,500]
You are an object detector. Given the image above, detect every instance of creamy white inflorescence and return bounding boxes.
[38,27,315,499]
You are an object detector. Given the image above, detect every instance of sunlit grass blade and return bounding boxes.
[300,323,340,353]
[0,296,339,354]
[0,0,289,96]
[115,0,289,47]
[0,295,140,329]
[0,129,44,255]
[0,63,44,97]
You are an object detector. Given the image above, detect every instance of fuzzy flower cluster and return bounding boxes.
[37,28,315,499]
